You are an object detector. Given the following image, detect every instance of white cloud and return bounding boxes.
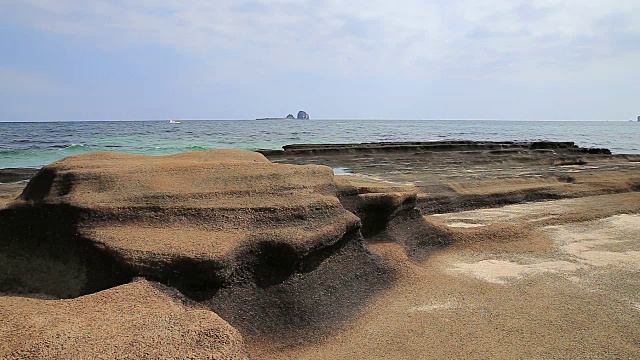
[2,0,639,82]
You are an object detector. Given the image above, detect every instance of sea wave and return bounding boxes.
[53,143,86,150]
[1,119,639,169]
[0,148,34,156]
[152,145,211,151]
[181,145,211,151]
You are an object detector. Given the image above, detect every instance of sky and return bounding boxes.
[1,0,639,121]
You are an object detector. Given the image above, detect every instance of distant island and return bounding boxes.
[297,111,309,120]
[257,110,309,121]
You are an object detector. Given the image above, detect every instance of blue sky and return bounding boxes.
[1,0,639,121]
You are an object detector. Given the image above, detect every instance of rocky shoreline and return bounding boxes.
[1,141,640,359]
[258,140,612,156]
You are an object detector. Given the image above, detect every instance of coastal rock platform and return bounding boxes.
[263,141,640,213]
[1,141,640,359]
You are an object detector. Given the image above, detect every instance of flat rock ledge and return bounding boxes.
[259,140,612,156]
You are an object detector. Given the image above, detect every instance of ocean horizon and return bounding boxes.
[0,118,636,123]
[1,119,639,169]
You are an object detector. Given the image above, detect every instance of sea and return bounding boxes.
[1,119,639,169]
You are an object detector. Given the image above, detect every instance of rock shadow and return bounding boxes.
[0,206,133,299]
[204,230,396,344]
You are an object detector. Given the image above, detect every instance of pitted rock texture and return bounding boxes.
[3,150,360,297]
[337,180,452,258]
[0,279,249,360]
[259,140,612,156]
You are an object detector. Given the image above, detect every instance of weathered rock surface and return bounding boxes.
[336,178,452,259]
[2,150,363,298]
[0,149,401,349]
[0,168,37,183]
[263,141,640,214]
[2,142,639,359]
[0,279,249,360]
[259,140,611,156]
[0,142,640,359]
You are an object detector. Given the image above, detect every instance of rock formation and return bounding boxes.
[286,114,295,119]
[335,177,451,259]
[3,150,365,297]
[1,149,406,348]
[259,141,611,156]
[297,111,309,120]
[1,143,639,359]
[0,279,249,359]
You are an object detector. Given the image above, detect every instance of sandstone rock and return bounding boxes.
[0,150,404,343]
[259,141,604,156]
[2,150,360,298]
[0,279,249,360]
[336,179,451,259]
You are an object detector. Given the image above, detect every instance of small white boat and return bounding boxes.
[168,120,181,124]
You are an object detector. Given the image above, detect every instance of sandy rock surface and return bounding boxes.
[260,198,640,360]
[2,143,640,359]
[2,150,363,298]
[265,141,640,214]
[0,279,249,360]
[0,149,400,355]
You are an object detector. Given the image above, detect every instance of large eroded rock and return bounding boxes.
[2,150,359,297]
[0,279,249,359]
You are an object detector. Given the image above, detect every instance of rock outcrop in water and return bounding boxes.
[259,141,611,156]
[260,141,636,216]
[297,111,309,120]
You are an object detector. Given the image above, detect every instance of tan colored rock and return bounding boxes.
[2,150,360,297]
[0,279,249,360]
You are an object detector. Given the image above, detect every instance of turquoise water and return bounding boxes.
[1,120,638,169]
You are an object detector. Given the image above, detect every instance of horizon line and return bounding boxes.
[0,118,636,123]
